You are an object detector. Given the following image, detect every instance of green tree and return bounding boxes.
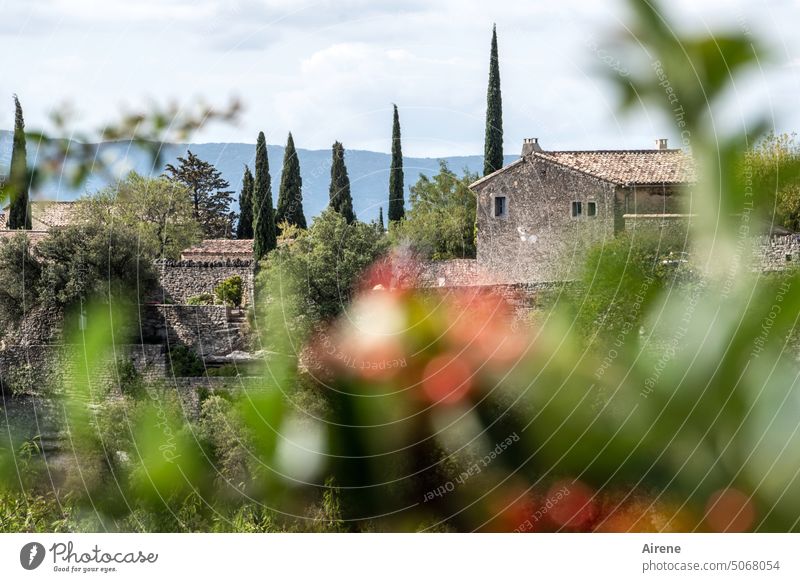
[260,208,388,322]
[747,132,800,231]
[252,132,277,261]
[483,25,504,176]
[388,105,405,222]
[164,151,236,238]
[0,233,40,328]
[390,161,478,260]
[378,207,385,232]
[36,223,156,311]
[236,165,254,239]
[76,172,199,259]
[275,133,306,230]
[329,141,355,224]
[7,96,31,230]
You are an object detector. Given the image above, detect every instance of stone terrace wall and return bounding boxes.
[752,234,800,271]
[419,259,478,287]
[139,305,245,358]
[152,259,255,306]
[622,214,693,240]
[0,344,165,395]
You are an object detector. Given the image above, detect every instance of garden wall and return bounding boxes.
[138,305,247,358]
[152,259,255,306]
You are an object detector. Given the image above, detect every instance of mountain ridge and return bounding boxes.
[0,130,516,221]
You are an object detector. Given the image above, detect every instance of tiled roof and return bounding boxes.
[181,239,254,257]
[471,149,695,188]
[0,201,78,230]
[541,150,695,185]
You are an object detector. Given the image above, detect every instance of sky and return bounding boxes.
[0,0,799,158]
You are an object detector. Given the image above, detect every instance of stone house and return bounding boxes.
[471,138,697,283]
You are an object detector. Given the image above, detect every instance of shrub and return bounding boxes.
[214,276,244,308]
[116,358,145,399]
[168,345,205,377]
[186,293,216,306]
[206,364,239,377]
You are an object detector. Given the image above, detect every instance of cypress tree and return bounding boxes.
[329,141,355,224]
[275,133,306,230]
[388,104,405,222]
[252,132,276,261]
[7,95,31,230]
[378,207,385,232]
[236,165,254,239]
[484,24,504,176]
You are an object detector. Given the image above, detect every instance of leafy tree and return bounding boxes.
[390,161,478,260]
[388,105,405,222]
[484,25,504,176]
[6,96,31,230]
[329,141,355,224]
[259,208,388,322]
[36,223,157,311]
[236,165,255,239]
[76,172,200,259]
[275,133,306,230]
[252,132,277,261]
[747,132,800,231]
[0,234,40,328]
[164,150,236,238]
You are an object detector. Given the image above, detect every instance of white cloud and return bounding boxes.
[0,0,798,156]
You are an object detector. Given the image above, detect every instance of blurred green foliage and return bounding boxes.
[3,0,800,534]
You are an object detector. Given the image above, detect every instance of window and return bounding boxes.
[494,196,507,218]
[587,201,597,217]
[571,201,582,217]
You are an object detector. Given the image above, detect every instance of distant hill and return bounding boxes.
[0,130,516,221]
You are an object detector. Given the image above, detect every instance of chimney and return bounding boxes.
[655,138,669,150]
[522,138,543,157]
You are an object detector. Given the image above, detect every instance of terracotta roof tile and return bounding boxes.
[181,239,254,258]
[0,201,78,230]
[541,150,696,185]
[471,148,696,189]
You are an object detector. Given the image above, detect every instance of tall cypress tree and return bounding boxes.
[329,141,355,224]
[7,95,31,230]
[236,165,254,239]
[252,132,276,261]
[484,24,504,176]
[275,133,306,230]
[378,207,385,232]
[388,104,405,222]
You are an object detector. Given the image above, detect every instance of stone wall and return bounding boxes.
[475,156,618,284]
[622,214,693,242]
[0,344,166,395]
[419,259,478,287]
[152,259,255,306]
[752,234,800,271]
[139,304,246,357]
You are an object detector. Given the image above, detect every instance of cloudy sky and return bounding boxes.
[1,0,798,157]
